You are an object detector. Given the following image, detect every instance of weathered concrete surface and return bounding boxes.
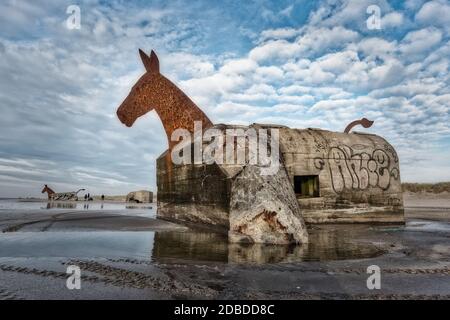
[229,164,308,244]
[126,190,153,203]
[157,124,404,244]
[157,150,231,230]
[157,124,309,244]
[278,128,404,223]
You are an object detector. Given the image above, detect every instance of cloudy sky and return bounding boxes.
[0,0,449,197]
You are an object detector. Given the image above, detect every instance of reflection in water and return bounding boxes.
[153,232,228,263]
[42,202,76,209]
[9,200,155,213]
[303,227,383,262]
[126,205,153,210]
[0,224,385,263]
[0,198,386,264]
[228,243,307,264]
[0,231,154,259]
[152,226,384,264]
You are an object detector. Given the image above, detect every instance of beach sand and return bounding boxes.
[0,195,449,300]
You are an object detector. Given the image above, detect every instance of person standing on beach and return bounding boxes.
[84,194,87,201]
[101,194,105,201]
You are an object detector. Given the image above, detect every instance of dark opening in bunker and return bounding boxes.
[294,175,320,198]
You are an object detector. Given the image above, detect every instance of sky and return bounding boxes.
[0,0,449,197]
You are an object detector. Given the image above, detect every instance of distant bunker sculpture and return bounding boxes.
[116,50,404,244]
[126,190,153,203]
[41,185,85,201]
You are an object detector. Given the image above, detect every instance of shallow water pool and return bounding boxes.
[0,226,386,264]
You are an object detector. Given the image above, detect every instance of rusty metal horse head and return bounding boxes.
[116,49,213,145]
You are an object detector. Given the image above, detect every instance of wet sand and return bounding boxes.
[404,192,450,221]
[0,197,449,300]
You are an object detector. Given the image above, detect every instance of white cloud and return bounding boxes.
[220,58,258,75]
[415,0,450,32]
[369,80,444,98]
[280,5,294,17]
[246,84,276,95]
[351,37,397,57]
[259,27,300,41]
[315,50,360,74]
[400,27,443,56]
[308,0,392,30]
[2,0,450,197]
[254,65,284,81]
[249,40,301,62]
[164,52,215,80]
[284,60,336,84]
[405,0,427,11]
[381,11,405,28]
[250,26,359,62]
[296,26,360,56]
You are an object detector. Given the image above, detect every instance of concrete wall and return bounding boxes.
[279,128,404,223]
[228,161,308,244]
[157,151,231,230]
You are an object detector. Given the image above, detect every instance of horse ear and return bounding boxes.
[139,49,152,72]
[149,50,160,74]
[139,49,160,73]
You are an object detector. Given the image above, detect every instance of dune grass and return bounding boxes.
[402,182,450,193]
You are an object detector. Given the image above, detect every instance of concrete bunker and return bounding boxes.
[116,50,404,245]
[157,124,404,243]
[126,190,153,203]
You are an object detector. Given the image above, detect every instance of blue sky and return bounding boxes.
[0,0,449,197]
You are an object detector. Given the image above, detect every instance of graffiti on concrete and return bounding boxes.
[314,145,400,193]
[383,143,399,163]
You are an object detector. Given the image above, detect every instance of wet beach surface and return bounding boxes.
[0,199,449,299]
